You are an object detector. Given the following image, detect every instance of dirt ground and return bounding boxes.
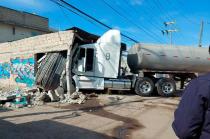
[0,94,180,139]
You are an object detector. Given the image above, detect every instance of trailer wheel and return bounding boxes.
[156,78,176,97]
[135,77,154,96]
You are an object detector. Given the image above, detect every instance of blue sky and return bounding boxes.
[0,0,210,46]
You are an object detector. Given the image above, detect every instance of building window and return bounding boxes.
[12,27,16,35]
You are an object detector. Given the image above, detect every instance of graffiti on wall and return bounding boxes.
[11,57,35,87]
[0,57,35,87]
[0,63,10,79]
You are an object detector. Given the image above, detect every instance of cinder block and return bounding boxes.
[48,90,59,102]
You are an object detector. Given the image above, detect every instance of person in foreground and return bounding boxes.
[173,73,210,139]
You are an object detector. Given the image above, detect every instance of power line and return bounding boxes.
[175,0,200,25]
[81,0,142,42]
[53,1,109,32]
[50,0,109,29]
[101,0,163,43]
[145,0,167,23]
[50,0,138,43]
[152,0,173,21]
[150,0,188,44]
[122,0,164,31]
[163,0,199,26]
[160,0,198,44]
[120,0,168,43]
[58,5,74,27]
[145,0,175,44]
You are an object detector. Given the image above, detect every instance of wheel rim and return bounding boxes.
[161,82,173,94]
[139,81,152,94]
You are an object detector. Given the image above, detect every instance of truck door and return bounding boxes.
[74,46,104,90]
[77,47,94,74]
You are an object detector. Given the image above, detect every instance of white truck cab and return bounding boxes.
[72,30,129,90]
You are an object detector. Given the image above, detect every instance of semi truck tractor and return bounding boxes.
[65,29,210,97]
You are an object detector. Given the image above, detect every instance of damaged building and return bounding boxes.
[0,27,99,91]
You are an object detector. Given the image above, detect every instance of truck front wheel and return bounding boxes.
[156,78,176,97]
[135,77,154,96]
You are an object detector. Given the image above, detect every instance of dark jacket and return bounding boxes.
[173,73,210,139]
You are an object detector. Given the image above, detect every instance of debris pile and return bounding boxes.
[61,92,86,104]
[0,89,29,108]
[0,87,87,109]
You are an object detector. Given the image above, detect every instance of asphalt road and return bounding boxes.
[0,94,179,139]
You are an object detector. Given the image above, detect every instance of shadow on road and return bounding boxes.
[0,119,116,139]
[54,98,146,139]
[0,96,170,139]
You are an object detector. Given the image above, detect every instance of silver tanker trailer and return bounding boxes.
[54,29,209,97]
[127,43,210,96]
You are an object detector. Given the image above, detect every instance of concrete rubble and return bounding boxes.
[0,87,87,109]
[61,92,86,104]
[0,88,29,108]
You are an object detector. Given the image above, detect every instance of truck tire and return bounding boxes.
[156,78,176,97]
[135,77,154,96]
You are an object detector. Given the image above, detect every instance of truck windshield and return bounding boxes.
[79,48,85,60]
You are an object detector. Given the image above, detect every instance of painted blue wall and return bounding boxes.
[0,57,35,87]
[0,63,10,79]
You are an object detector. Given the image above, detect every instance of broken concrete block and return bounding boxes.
[0,92,16,101]
[15,104,24,108]
[55,86,65,101]
[79,93,86,100]
[65,92,86,104]
[27,104,32,108]
[48,90,59,102]
[70,92,79,99]
[4,102,12,108]
[35,92,46,101]
[25,88,38,93]
[32,100,45,106]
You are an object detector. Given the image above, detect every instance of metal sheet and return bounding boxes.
[35,52,66,91]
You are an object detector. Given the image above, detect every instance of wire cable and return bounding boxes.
[54,0,139,43]
[101,0,163,43]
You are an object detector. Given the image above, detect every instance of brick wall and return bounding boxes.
[0,30,75,89]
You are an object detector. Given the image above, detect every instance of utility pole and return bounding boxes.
[162,21,178,46]
[198,20,204,47]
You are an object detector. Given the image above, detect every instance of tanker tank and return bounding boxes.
[127,43,210,73]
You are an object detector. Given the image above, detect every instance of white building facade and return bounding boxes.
[0,6,51,43]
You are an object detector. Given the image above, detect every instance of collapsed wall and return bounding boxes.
[0,30,75,89]
[36,52,67,91]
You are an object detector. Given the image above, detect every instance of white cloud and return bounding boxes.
[13,0,43,8]
[130,0,144,6]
